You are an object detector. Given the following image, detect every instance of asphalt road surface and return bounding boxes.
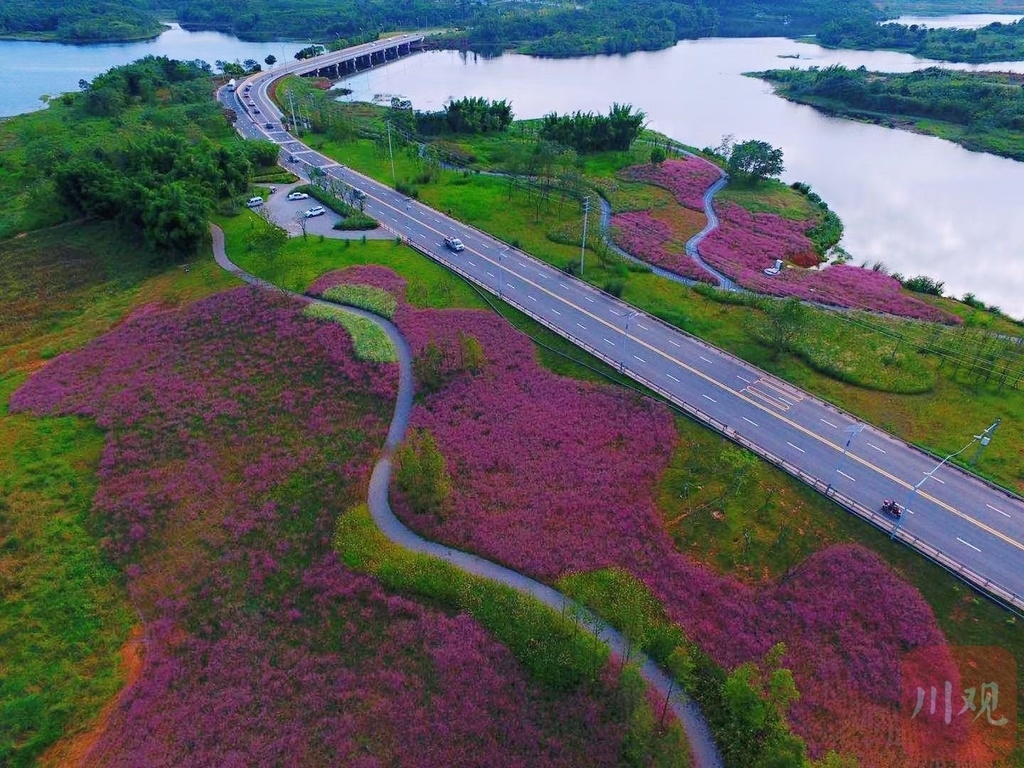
[219,43,1024,612]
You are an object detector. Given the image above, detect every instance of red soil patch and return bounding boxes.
[40,625,146,768]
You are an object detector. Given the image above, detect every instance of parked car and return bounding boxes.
[246,196,263,208]
[304,205,326,218]
[443,236,465,252]
[287,191,310,201]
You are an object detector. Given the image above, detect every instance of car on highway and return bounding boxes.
[253,107,260,114]
[287,191,310,201]
[304,205,326,218]
[265,122,275,130]
[443,236,465,252]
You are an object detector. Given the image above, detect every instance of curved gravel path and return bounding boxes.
[209,223,724,768]
[597,146,736,291]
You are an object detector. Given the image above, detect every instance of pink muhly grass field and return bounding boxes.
[610,210,719,284]
[311,267,955,763]
[11,287,634,766]
[622,157,722,210]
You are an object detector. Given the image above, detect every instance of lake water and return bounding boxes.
[0,23,304,118]
[890,13,1024,28]
[339,40,1024,318]
[2,24,1024,317]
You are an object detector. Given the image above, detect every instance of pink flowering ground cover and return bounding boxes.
[700,202,959,323]
[622,157,722,211]
[11,287,639,766]
[310,267,959,764]
[610,210,719,284]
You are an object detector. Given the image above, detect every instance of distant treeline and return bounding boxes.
[0,0,165,42]
[7,0,881,54]
[817,15,1024,63]
[758,65,1024,161]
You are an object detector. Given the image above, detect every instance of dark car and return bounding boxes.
[265,122,274,130]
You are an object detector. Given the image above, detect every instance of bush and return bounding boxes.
[604,278,625,297]
[901,275,945,296]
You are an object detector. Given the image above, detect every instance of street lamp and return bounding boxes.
[497,246,509,298]
[891,418,1001,539]
[828,423,865,495]
[580,196,590,276]
[619,310,640,372]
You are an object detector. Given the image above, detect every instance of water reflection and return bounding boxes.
[339,39,1024,317]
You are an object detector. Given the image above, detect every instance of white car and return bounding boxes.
[246,196,263,208]
[287,191,310,201]
[304,205,326,218]
[444,236,465,252]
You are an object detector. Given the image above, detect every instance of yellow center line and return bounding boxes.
[336,144,1024,556]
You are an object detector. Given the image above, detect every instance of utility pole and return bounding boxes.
[386,119,396,186]
[288,89,299,136]
[580,196,590,276]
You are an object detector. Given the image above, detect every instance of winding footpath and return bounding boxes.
[209,224,724,768]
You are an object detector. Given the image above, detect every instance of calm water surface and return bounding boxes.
[2,24,1023,316]
[890,13,1024,28]
[340,39,1024,317]
[0,24,302,118]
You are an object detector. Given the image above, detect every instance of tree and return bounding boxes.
[759,297,807,358]
[141,181,210,262]
[395,428,451,518]
[264,54,277,67]
[650,146,667,165]
[728,139,785,182]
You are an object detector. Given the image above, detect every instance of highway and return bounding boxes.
[222,43,1024,612]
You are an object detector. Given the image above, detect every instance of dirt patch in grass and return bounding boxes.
[39,626,145,768]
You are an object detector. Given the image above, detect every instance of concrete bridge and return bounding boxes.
[291,34,425,81]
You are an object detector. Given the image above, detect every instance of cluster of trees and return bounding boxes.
[817,16,1024,63]
[415,97,513,136]
[0,0,164,42]
[48,58,277,261]
[538,104,646,154]
[758,65,1024,160]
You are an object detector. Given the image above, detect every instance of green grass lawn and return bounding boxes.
[0,374,136,768]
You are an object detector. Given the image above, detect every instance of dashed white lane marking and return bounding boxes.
[737,375,753,384]
[528,295,537,302]
[467,260,477,267]
[787,442,806,453]
[486,271,495,277]
[820,418,838,429]
[702,394,716,403]
[585,297,595,303]
[552,308,562,316]
[957,537,982,553]
[667,373,680,382]
[931,476,945,484]
[604,338,615,346]
[837,470,856,482]
[668,340,680,347]
[577,322,587,330]
[633,355,646,363]
[743,417,759,427]
[610,309,622,316]
[988,504,1011,518]
[867,442,886,454]
[700,356,714,364]
[637,323,649,330]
